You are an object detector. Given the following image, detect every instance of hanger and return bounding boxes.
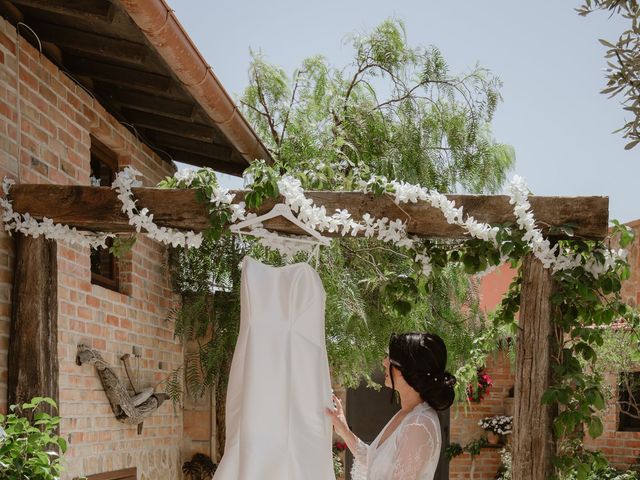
[229,203,330,248]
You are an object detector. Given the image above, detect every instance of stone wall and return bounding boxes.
[0,17,184,480]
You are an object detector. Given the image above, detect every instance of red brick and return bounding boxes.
[86,295,100,308]
[0,31,15,55]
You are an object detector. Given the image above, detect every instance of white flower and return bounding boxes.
[174,168,198,186]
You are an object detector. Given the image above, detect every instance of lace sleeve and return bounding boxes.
[350,437,369,480]
[391,413,439,480]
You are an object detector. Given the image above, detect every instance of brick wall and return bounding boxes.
[461,222,640,476]
[449,351,515,479]
[0,17,184,479]
[582,219,640,470]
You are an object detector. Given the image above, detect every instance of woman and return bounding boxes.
[326,332,456,480]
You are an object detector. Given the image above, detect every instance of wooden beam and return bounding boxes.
[121,108,216,143]
[8,235,59,411]
[30,22,148,65]
[9,185,609,240]
[0,1,25,23]
[97,86,195,119]
[64,56,172,93]
[143,131,233,159]
[512,255,558,479]
[10,0,113,22]
[160,148,247,176]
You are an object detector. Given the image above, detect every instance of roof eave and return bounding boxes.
[118,0,272,172]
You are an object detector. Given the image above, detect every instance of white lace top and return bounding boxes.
[351,402,441,480]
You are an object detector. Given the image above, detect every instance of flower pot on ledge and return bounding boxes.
[486,431,502,446]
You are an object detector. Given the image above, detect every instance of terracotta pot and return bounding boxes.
[487,431,501,445]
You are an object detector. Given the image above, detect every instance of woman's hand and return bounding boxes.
[326,394,360,455]
[326,394,350,438]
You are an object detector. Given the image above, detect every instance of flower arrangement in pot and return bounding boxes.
[478,414,512,445]
[467,368,493,403]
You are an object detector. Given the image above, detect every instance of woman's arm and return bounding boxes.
[326,394,370,479]
[325,394,361,454]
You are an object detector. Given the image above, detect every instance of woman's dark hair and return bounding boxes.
[388,332,456,411]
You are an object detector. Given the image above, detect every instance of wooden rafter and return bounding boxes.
[96,85,195,119]
[9,185,609,240]
[10,0,114,22]
[29,22,148,65]
[143,131,233,159]
[64,56,173,93]
[120,109,216,143]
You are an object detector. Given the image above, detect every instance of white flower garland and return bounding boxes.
[0,167,627,281]
[112,167,203,249]
[0,177,114,249]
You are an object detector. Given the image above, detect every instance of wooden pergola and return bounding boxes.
[7,184,609,480]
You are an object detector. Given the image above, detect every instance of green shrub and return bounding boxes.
[0,397,68,480]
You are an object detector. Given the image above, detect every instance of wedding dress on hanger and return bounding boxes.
[213,255,335,480]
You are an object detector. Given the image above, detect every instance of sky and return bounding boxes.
[169,0,639,222]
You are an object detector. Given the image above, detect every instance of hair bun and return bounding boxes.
[442,372,457,388]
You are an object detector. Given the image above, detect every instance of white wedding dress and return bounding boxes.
[351,402,441,480]
[213,256,335,480]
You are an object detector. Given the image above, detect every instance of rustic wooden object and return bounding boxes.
[76,344,168,427]
[512,255,559,480]
[7,235,59,410]
[10,185,609,240]
[87,467,137,480]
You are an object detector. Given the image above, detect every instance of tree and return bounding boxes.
[167,19,514,458]
[578,1,640,149]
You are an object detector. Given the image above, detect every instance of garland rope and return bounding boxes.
[0,167,626,279]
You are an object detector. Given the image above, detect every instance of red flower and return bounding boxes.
[467,368,493,403]
[333,441,347,451]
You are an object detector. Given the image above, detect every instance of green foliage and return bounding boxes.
[577,1,640,150]
[497,446,513,480]
[164,18,514,403]
[166,233,245,402]
[0,397,68,480]
[332,451,344,478]
[109,235,136,258]
[241,18,514,193]
[463,436,489,458]
[444,442,463,459]
[557,446,640,480]
[236,18,514,391]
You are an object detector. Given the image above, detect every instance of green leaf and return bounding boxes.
[625,139,640,150]
[588,415,603,438]
[392,300,412,315]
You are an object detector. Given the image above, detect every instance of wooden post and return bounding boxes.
[7,234,59,410]
[512,255,558,480]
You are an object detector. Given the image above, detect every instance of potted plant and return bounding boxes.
[478,415,512,445]
[467,368,493,403]
[0,397,68,480]
[333,441,347,478]
[182,453,217,480]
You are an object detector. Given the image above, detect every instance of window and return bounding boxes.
[619,371,640,431]
[90,137,119,291]
[86,467,137,480]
